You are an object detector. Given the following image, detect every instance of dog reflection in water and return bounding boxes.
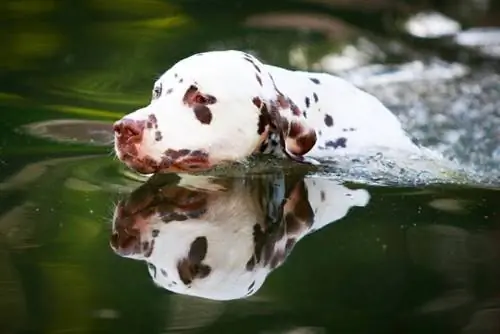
[110,173,370,301]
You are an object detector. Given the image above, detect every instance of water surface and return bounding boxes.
[1,0,500,333]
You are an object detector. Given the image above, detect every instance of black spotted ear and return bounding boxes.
[268,92,319,165]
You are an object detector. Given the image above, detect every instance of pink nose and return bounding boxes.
[113,119,145,142]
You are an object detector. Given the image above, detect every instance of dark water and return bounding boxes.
[1,0,500,333]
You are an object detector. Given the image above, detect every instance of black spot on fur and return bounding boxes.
[152,229,159,237]
[325,137,347,149]
[248,281,255,292]
[246,224,266,271]
[155,130,162,141]
[147,262,157,279]
[193,105,213,124]
[310,78,320,84]
[256,74,262,86]
[324,114,333,127]
[305,97,310,108]
[303,111,307,118]
[320,191,326,202]
[313,92,318,103]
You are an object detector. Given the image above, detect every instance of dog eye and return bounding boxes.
[194,94,208,104]
[152,84,162,99]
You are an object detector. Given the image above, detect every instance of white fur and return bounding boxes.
[111,175,370,301]
[114,50,431,172]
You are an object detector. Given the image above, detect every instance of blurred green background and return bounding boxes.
[1,1,500,333]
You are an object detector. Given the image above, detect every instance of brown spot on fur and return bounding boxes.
[295,131,317,155]
[177,236,211,285]
[258,105,271,135]
[285,238,296,254]
[284,212,302,234]
[147,114,158,129]
[193,105,213,124]
[204,95,217,104]
[252,97,262,109]
[256,74,262,86]
[183,85,217,106]
[183,85,198,106]
[164,149,186,160]
[189,150,209,158]
[277,94,289,109]
[291,181,314,228]
[290,102,301,116]
[288,122,302,138]
[324,114,333,127]
[189,236,208,262]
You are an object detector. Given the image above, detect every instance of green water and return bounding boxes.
[1,1,500,333]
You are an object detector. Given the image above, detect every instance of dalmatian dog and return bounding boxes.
[113,50,433,175]
[109,173,370,301]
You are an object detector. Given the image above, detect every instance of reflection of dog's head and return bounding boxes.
[110,174,370,301]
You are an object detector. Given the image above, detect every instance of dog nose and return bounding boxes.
[113,119,145,141]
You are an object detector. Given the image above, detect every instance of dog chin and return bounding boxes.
[115,148,215,174]
[121,156,214,174]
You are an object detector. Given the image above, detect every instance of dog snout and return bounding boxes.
[113,119,145,142]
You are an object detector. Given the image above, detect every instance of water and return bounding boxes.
[1,0,500,333]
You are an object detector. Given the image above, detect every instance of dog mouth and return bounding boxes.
[115,144,212,174]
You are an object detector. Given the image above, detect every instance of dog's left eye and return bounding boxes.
[152,84,162,99]
[194,93,217,105]
[194,94,208,104]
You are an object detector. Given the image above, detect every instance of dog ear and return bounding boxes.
[266,85,320,165]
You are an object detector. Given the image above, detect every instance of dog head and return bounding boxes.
[113,50,318,174]
[110,174,370,300]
